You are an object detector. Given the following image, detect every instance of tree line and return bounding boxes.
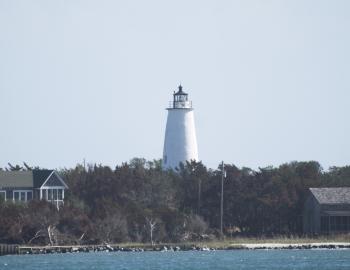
[0,159,350,245]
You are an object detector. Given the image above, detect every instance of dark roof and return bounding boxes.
[33,170,54,188]
[0,170,64,189]
[310,188,350,204]
[174,85,188,95]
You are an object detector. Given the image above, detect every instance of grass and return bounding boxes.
[113,234,350,249]
[18,235,350,251]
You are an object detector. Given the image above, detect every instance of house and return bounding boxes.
[0,170,68,208]
[303,187,350,234]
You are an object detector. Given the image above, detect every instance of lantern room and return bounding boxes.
[171,85,192,109]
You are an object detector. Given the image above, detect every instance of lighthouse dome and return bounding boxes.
[174,85,188,95]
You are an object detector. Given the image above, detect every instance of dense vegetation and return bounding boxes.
[1,160,350,245]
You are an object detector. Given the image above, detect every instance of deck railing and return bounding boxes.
[168,101,192,109]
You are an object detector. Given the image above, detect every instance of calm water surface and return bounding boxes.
[0,250,349,270]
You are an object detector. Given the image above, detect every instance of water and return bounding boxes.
[0,250,349,270]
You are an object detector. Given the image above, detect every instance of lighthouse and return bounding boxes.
[162,85,199,169]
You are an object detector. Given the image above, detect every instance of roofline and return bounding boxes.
[309,187,350,190]
[40,171,69,189]
[308,187,350,205]
[40,171,54,187]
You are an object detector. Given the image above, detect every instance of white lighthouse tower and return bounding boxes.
[162,85,199,169]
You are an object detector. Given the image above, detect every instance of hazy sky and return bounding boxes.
[1,0,349,170]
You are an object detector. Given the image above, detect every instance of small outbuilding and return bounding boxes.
[303,187,350,234]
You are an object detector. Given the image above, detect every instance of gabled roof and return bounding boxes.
[0,170,68,189]
[310,187,350,205]
[0,171,33,188]
[41,171,68,189]
[33,170,54,188]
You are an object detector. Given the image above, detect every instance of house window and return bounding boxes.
[42,189,47,200]
[13,190,33,202]
[48,189,53,200]
[321,216,329,233]
[58,189,63,200]
[40,188,65,209]
[41,188,64,202]
[0,191,6,201]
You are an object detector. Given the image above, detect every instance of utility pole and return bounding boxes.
[220,161,224,235]
[198,177,201,214]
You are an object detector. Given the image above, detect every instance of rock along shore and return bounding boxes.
[14,242,350,255]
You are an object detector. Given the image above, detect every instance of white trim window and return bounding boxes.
[40,187,65,208]
[13,190,33,202]
[0,191,6,201]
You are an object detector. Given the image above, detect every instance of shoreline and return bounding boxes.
[14,242,350,255]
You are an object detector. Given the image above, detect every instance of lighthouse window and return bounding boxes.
[176,95,186,102]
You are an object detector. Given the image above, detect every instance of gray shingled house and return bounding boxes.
[0,170,68,208]
[303,187,350,234]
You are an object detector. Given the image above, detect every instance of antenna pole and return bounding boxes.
[220,161,224,235]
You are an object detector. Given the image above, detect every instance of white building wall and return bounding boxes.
[163,108,198,169]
